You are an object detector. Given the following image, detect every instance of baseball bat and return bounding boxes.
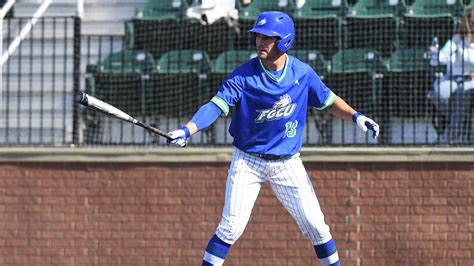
[76,92,172,141]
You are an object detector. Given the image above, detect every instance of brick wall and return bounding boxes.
[0,162,472,265]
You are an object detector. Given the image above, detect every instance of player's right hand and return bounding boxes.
[167,126,189,147]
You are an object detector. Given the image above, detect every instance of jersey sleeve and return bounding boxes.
[211,70,245,117]
[190,101,222,131]
[307,70,336,110]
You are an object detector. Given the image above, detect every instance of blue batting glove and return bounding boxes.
[352,112,380,139]
[167,126,190,147]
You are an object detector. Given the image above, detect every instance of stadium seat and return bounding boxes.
[346,0,406,58]
[288,49,329,79]
[148,50,212,117]
[156,49,212,74]
[86,50,156,116]
[325,48,385,143]
[135,0,188,20]
[293,0,348,58]
[402,0,464,49]
[405,0,464,18]
[326,49,385,116]
[330,48,385,74]
[384,48,431,73]
[125,18,180,59]
[210,49,256,94]
[212,49,257,74]
[83,50,157,143]
[382,48,440,143]
[98,49,157,74]
[126,0,188,59]
[235,0,295,50]
[179,18,239,60]
[295,0,347,19]
[383,48,433,118]
[210,50,256,107]
[237,0,295,20]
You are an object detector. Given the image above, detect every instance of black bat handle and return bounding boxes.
[135,121,173,141]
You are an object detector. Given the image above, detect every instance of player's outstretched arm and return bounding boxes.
[327,96,380,139]
[167,102,222,147]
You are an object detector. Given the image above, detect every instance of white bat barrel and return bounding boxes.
[83,93,136,123]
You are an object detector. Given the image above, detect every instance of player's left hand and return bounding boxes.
[353,112,380,139]
[167,126,190,147]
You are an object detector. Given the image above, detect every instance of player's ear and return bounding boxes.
[275,37,282,46]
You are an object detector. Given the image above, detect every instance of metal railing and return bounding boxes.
[0,16,77,146]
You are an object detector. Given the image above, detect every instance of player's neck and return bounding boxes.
[261,53,287,71]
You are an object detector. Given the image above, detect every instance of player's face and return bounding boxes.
[255,33,280,61]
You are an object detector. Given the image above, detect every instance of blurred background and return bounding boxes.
[1,0,473,147]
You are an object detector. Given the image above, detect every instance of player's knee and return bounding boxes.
[215,218,247,244]
[301,218,332,245]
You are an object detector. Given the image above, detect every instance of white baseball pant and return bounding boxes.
[215,147,332,246]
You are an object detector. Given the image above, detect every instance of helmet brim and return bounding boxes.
[248,27,281,38]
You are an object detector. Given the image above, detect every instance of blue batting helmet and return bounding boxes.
[249,11,295,53]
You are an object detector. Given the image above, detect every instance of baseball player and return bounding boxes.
[167,11,379,266]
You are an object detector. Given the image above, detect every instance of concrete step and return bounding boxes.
[1,18,75,40]
[2,37,127,58]
[4,48,162,76]
[4,54,117,74]
[14,0,148,35]
[6,19,127,35]
[0,77,74,92]
[1,17,126,37]
[0,94,74,112]
[15,0,147,19]
[4,72,91,91]
[4,58,74,74]
[0,117,71,128]
[0,127,71,145]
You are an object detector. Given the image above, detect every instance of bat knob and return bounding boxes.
[75,92,89,106]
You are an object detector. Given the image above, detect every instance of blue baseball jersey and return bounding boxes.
[210,55,336,156]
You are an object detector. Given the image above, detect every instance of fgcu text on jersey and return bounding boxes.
[255,94,296,123]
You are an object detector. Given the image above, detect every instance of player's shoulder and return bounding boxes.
[287,54,318,78]
[288,54,313,71]
[238,57,259,72]
[227,57,259,79]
